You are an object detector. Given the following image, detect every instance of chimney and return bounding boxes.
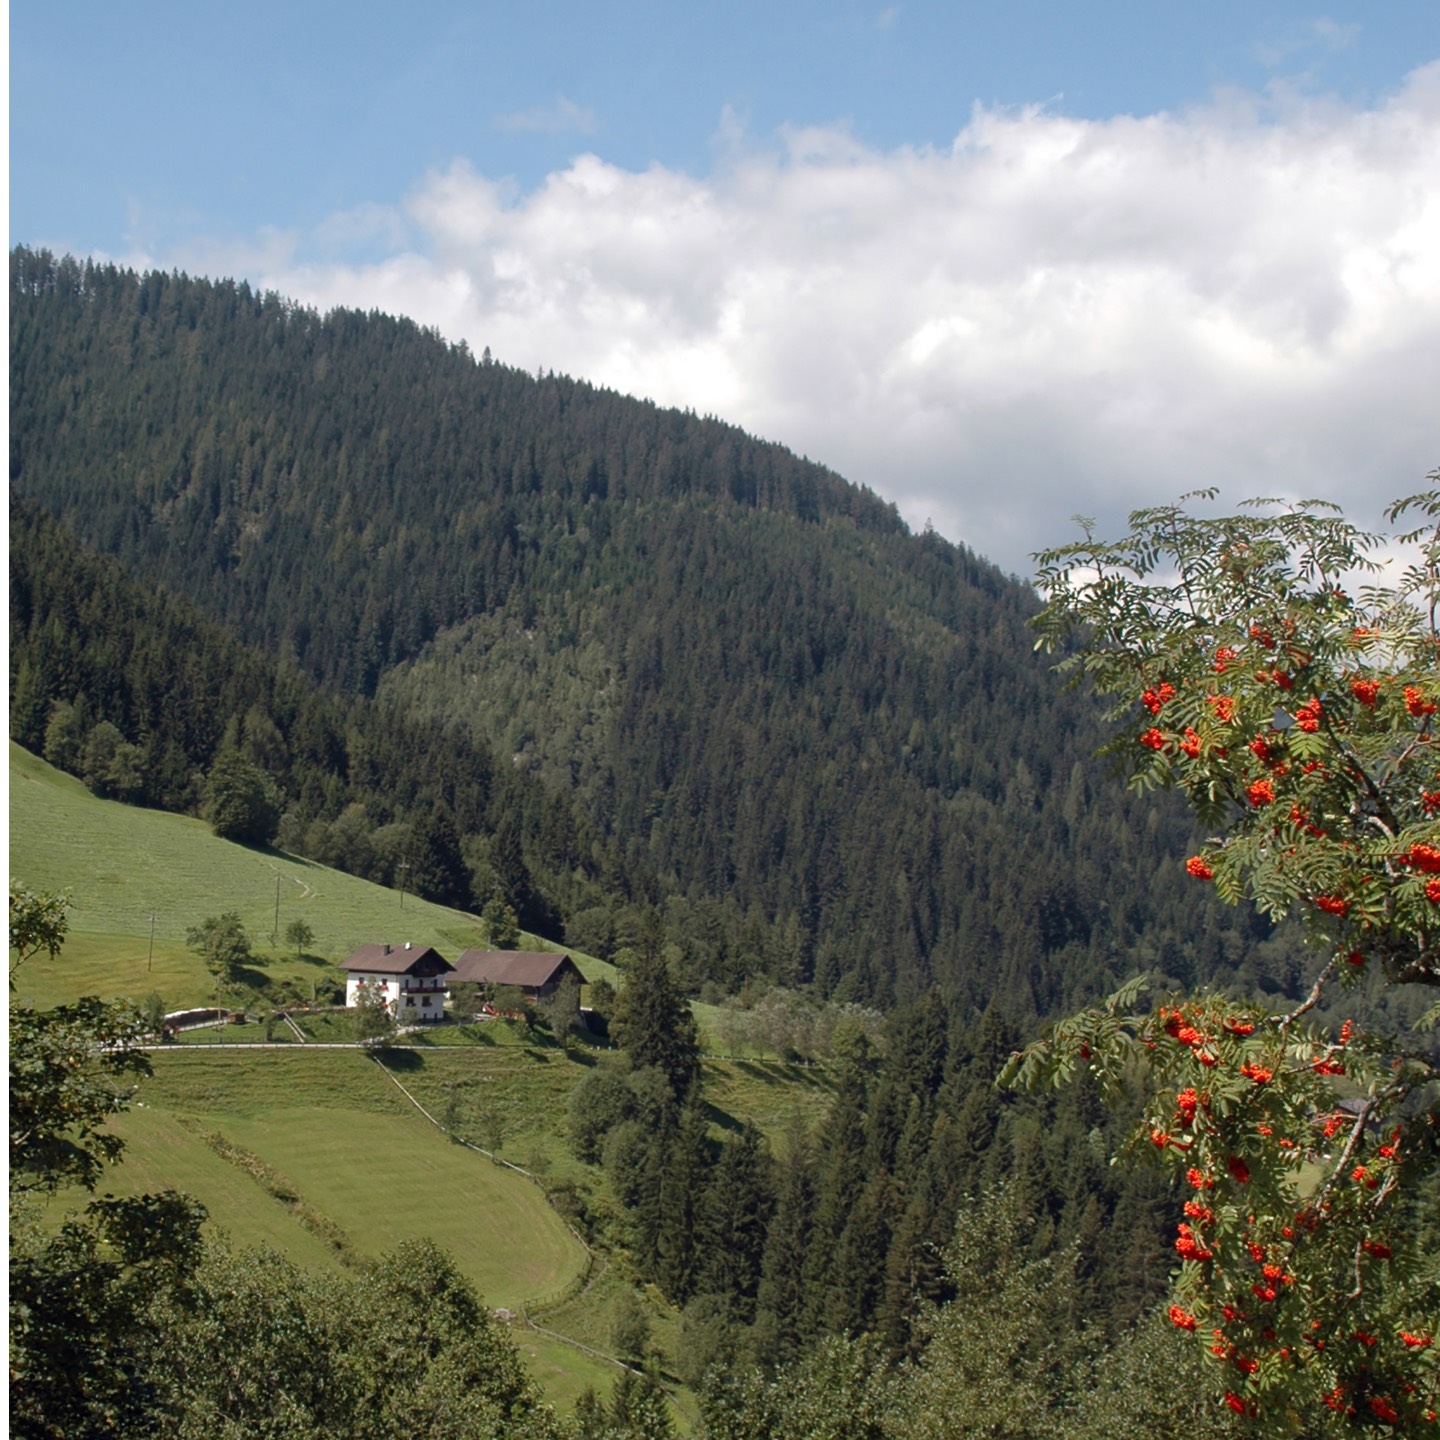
[404,941,412,950]
[383,943,391,955]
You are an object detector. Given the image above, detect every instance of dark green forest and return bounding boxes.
[9,246,1293,1018]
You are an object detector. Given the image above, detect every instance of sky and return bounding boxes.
[10,2,1440,575]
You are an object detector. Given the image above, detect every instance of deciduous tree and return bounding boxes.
[9,885,208,1439]
[203,749,280,845]
[80,719,145,800]
[483,893,522,949]
[9,879,69,985]
[1005,485,1440,1431]
[283,917,314,958]
[144,1239,559,1439]
[184,911,255,985]
[351,982,397,1048]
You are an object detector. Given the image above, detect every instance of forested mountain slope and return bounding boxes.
[8,500,600,930]
[10,247,1285,1011]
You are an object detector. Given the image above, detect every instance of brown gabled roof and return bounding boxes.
[450,950,584,988]
[341,943,453,976]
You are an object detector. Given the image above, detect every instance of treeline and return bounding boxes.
[10,247,1289,1015]
[689,1203,1249,1440]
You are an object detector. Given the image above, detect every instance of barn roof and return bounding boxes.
[450,950,583,987]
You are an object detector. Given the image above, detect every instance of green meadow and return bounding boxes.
[109,1050,583,1308]
[8,740,572,1010]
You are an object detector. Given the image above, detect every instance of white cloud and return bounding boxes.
[153,64,1440,575]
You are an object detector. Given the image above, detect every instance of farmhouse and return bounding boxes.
[450,949,586,1006]
[341,942,452,1023]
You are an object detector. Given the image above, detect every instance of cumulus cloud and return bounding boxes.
[167,65,1440,574]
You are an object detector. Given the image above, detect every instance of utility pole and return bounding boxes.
[272,874,281,944]
[147,912,155,972]
[398,860,409,911]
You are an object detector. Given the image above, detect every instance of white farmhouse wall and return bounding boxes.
[345,974,400,1011]
[345,972,447,1022]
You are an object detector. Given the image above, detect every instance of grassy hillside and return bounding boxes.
[9,741,530,1008]
[9,746,627,1402]
[44,1043,626,1412]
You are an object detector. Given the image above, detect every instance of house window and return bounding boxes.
[421,996,431,1007]
[405,997,415,1007]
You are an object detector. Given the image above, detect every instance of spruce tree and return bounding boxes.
[410,801,470,909]
[609,937,700,1103]
[800,1066,868,1337]
[754,1130,814,1367]
[655,1103,711,1303]
[694,1125,774,1316]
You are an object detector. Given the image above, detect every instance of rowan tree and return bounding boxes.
[1003,485,1440,1432]
[9,880,69,984]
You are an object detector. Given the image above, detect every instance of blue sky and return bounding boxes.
[11,2,1440,572]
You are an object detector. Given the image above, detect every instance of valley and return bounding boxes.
[12,250,1434,1437]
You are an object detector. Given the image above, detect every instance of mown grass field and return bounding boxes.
[79,1104,349,1271]
[52,1048,588,1309]
[49,1037,697,1422]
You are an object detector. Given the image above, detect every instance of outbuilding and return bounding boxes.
[449,949,586,1005]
